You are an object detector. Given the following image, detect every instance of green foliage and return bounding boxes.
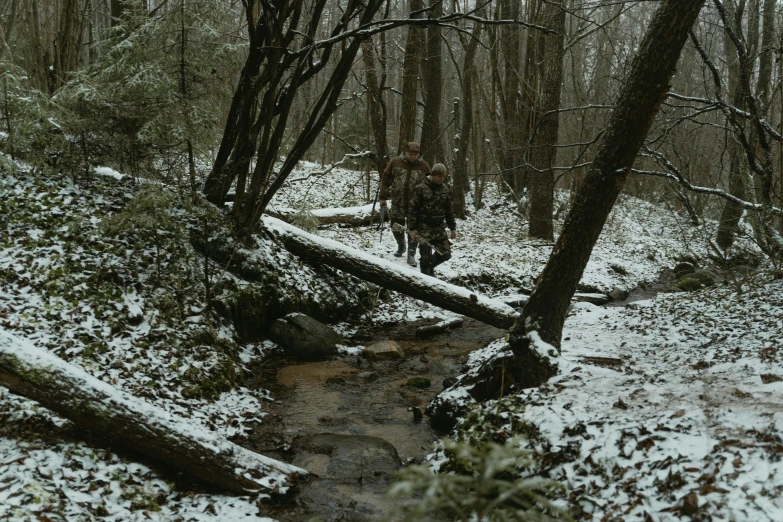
[0,54,71,169]
[53,1,243,177]
[386,438,568,522]
[101,186,177,238]
[291,206,321,232]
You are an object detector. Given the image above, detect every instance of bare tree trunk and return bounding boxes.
[528,0,565,240]
[398,0,424,152]
[716,1,748,250]
[453,18,481,219]
[419,0,443,162]
[362,38,389,177]
[500,0,521,192]
[427,0,706,423]
[521,0,706,348]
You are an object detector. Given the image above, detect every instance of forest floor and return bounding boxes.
[0,158,781,521]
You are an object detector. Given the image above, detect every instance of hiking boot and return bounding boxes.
[407,251,417,266]
[392,231,406,257]
[420,263,430,276]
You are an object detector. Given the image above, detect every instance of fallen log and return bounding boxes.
[0,328,305,494]
[415,318,464,339]
[263,216,519,329]
[265,203,383,227]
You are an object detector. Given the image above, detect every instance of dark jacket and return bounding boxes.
[380,154,431,211]
[408,179,456,231]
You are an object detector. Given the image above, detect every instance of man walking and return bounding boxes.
[379,141,431,266]
[408,163,456,277]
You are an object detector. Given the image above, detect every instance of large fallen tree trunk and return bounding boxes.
[267,203,382,227]
[263,216,519,329]
[0,328,305,494]
[227,200,383,227]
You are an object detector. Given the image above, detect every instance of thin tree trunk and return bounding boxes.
[520,0,706,348]
[428,0,707,420]
[362,39,389,177]
[453,18,481,219]
[528,1,565,240]
[419,0,443,162]
[398,0,424,152]
[500,0,521,192]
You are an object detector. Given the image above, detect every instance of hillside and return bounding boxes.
[1,158,780,521]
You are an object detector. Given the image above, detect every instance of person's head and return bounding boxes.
[430,163,446,184]
[404,141,421,162]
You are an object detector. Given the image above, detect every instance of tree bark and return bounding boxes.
[398,0,424,152]
[419,0,443,163]
[453,18,482,219]
[528,1,565,240]
[500,0,522,192]
[0,329,305,494]
[715,1,748,250]
[362,38,389,177]
[263,216,519,330]
[519,0,706,350]
[427,0,707,423]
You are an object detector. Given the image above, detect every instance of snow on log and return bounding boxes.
[263,216,519,329]
[0,328,306,494]
[265,203,382,227]
[416,318,464,339]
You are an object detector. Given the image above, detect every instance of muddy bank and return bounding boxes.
[247,318,503,521]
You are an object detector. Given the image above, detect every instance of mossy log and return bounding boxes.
[263,216,519,330]
[0,328,305,494]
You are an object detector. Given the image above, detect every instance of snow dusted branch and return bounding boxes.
[666,91,783,142]
[635,148,783,216]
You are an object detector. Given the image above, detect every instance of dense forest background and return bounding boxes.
[1,0,781,249]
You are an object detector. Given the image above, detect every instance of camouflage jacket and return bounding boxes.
[379,154,431,210]
[408,179,457,232]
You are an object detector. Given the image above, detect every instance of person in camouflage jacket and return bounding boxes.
[379,141,431,266]
[407,163,457,277]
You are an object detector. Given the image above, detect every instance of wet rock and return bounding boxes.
[361,340,404,361]
[357,371,378,383]
[409,406,423,422]
[607,287,628,301]
[268,313,341,361]
[673,262,696,278]
[293,434,402,481]
[400,355,445,374]
[442,377,458,389]
[677,278,702,292]
[404,377,431,389]
[325,377,346,386]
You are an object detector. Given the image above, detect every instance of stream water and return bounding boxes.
[248,317,504,521]
[248,281,668,521]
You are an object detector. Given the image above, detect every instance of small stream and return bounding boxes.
[248,281,669,521]
[247,318,504,521]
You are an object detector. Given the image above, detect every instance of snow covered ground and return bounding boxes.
[1,157,780,520]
